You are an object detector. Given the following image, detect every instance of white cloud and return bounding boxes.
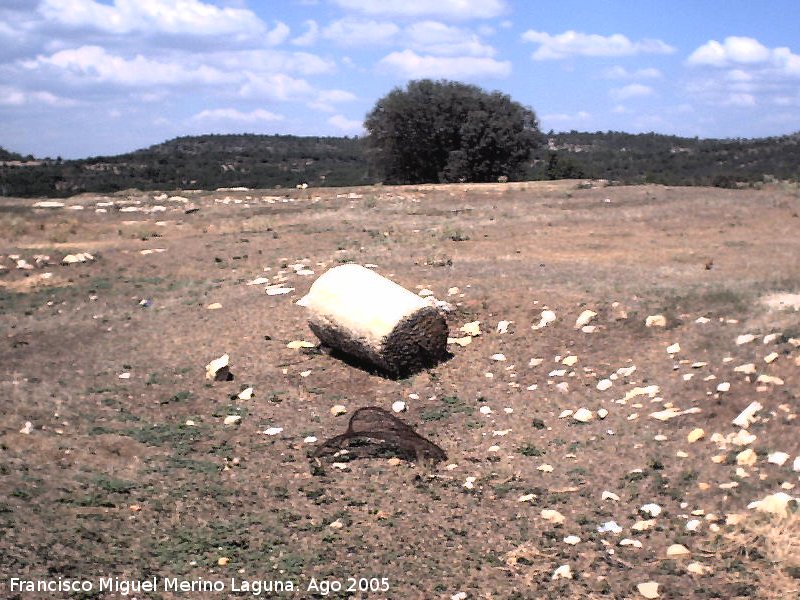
[292,20,319,46]
[331,0,507,20]
[543,110,591,122]
[308,88,357,111]
[405,21,495,57]
[38,0,270,37]
[603,65,662,79]
[211,49,335,76]
[610,83,654,100]
[238,72,314,100]
[323,18,400,46]
[328,113,363,133]
[521,30,675,60]
[25,45,233,86]
[0,84,74,106]
[687,36,800,77]
[191,108,284,123]
[378,49,511,78]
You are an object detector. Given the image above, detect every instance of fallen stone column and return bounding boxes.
[298,264,449,377]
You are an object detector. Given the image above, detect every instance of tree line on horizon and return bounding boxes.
[2,80,799,197]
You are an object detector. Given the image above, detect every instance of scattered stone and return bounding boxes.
[687,428,705,443]
[685,519,701,531]
[266,286,294,295]
[558,409,574,419]
[237,387,254,400]
[19,421,33,434]
[650,407,701,421]
[686,562,710,575]
[206,302,223,310]
[602,491,620,502]
[490,353,507,361]
[330,405,347,416]
[479,405,493,415]
[531,310,556,330]
[205,353,232,381]
[597,379,613,391]
[645,314,667,327]
[763,333,780,344]
[554,382,570,394]
[716,381,731,393]
[666,544,690,558]
[597,408,609,419]
[62,252,94,265]
[598,521,622,534]
[497,320,511,333]
[448,336,472,346]
[695,317,710,324]
[794,456,800,472]
[756,374,784,385]
[563,535,580,545]
[303,436,317,444]
[640,503,662,517]
[768,452,790,466]
[747,492,797,517]
[263,427,283,436]
[537,464,554,473]
[666,342,681,355]
[764,352,779,364]
[575,309,597,329]
[33,200,65,208]
[541,509,566,525]
[392,401,407,413]
[460,321,481,336]
[734,363,756,375]
[247,277,270,285]
[529,358,543,367]
[620,539,643,548]
[732,401,763,428]
[573,408,594,423]
[217,557,230,566]
[562,355,578,366]
[736,334,755,345]
[223,415,241,425]
[287,340,315,349]
[387,457,402,466]
[632,519,656,531]
[518,493,536,502]
[551,564,572,580]
[637,581,659,599]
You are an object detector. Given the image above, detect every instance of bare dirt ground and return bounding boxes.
[1,180,799,600]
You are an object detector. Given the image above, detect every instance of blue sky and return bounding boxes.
[1,0,799,158]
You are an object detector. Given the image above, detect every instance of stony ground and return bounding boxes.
[1,180,799,600]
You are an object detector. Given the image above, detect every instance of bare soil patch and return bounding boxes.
[1,180,799,599]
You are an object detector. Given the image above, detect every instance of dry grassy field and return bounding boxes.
[1,180,799,599]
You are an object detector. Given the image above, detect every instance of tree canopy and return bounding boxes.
[364,79,541,184]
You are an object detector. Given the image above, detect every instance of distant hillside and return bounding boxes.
[2,131,799,197]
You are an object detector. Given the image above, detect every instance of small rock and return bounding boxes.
[448,336,472,346]
[737,448,757,466]
[497,320,511,333]
[563,535,581,545]
[686,519,701,531]
[237,387,254,400]
[329,519,343,529]
[217,557,230,566]
[205,353,232,381]
[637,581,659,599]
[392,401,407,413]
[518,493,536,502]
[263,427,283,436]
[620,538,643,548]
[451,592,467,600]
[747,492,797,517]
[551,564,572,580]
[541,509,566,525]
[734,363,756,374]
[756,374,784,385]
[330,405,347,416]
[598,521,622,534]
[732,401,763,428]
[716,381,731,393]
[387,457,402,466]
[303,436,317,443]
[597,379,613,391]
[531,310,556,330]
[490,353,507,361]
[223,415,242,425]
[793,456,800,472]
[764,352,779,364]
[687,428,705,443]
[286,340,315,349]
[768,451,789,466]
[575,309,597,329]
[573,408,594,423]
[266,286,294,295]
[645,314,667,327]
[602,491,620,502]
[206,302,223,310]
[666,342,680,355]
[632,519,656,531]
[479,405,492,415]
[19,421,33,434]
[686,562,709,575]
[736,334,755,345]
[537,464,554,473]
[460,321,481,336]
[640,503,662,517]
[597,408,609,419]
[562,355,578,366]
